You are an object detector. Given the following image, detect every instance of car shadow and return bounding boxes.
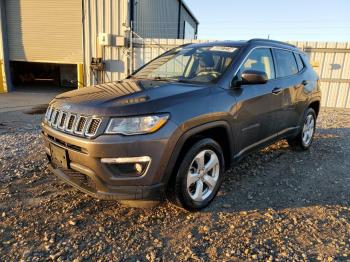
[204,127,350,213]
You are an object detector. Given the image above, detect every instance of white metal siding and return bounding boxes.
[289,41,350,108]
[132,39,350,108]
[5,0,83,63]
[83,0,128,86]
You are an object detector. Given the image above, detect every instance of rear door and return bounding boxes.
[233,48,282,156]
[272,49,304,135]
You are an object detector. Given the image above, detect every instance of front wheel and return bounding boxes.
[288,108,316,150]
[169,138,225,211]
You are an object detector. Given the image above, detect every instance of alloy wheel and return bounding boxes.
[186,149,220,202]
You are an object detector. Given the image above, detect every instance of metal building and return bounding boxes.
[0,0,199,92]
[132,0,198,39]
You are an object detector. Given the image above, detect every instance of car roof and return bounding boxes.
[185,39,302,53]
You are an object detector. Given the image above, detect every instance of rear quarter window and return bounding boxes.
[294,53,305,71]
[274,49,299,78]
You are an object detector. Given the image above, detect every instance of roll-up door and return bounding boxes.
[5,0,82,63]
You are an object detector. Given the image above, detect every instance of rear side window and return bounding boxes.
[294,53,305,71]
[274,49,298,78]
[241,48,275,79]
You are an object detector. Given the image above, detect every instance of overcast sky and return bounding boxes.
[185,0,350,42]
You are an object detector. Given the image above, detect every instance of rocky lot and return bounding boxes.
[0,108,350,261]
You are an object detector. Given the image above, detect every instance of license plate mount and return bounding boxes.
[50,144,69,169]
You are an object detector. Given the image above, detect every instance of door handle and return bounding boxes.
[272,87,282,95]
[302,80,308,85]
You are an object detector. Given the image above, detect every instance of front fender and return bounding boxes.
[161,120,233,186]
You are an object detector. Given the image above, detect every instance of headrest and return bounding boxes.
[198,53,215,67]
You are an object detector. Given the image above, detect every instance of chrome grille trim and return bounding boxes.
[66,114,76,132]
[45,107,101,138]
[74,116,88,135]
[85,118,102,137]
[51,110,59,127]
[58,112,67,129]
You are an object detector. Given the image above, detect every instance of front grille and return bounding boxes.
[67,115,76,131]
[53,110,60,126]
[86,119,101,136]
[76,117,87,133]
[45,106,101,137]
[58,113,67,129]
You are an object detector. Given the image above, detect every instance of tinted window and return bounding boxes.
[294,53,304,71]
[274,49,298,77]
[241,48,275,79]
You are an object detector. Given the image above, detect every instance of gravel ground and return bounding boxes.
[1,108,350,261]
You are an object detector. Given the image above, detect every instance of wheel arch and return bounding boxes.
[163,121,233,188]
[308,99,321,117]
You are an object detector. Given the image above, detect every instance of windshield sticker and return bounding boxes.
[209,46,238,53]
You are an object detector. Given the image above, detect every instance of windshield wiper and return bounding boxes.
[152,76,177,82]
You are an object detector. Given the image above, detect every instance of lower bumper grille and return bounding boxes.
[63,169,97,192]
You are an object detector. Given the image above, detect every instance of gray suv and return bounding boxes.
[42,39,321,210]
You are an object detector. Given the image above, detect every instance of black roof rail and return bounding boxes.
[248,38,297,48]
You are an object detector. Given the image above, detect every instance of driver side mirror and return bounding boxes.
[231,70,268,89]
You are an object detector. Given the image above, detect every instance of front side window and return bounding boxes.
[133,45,240,84]
[274,49,299,77]
[240,48,275,80]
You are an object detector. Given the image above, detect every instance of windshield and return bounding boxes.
[132,45,240,84]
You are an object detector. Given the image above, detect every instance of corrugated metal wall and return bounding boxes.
[133,0,198,39]
[179,5,197,39]
[83,0,128,86]
[289,41,350,108]
[131,39,350,108]
[133,0,179,39]
[5,0,83,63]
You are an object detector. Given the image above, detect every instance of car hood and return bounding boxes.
[50,79,211,116]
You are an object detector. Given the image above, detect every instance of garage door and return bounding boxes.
[5,0,83,63]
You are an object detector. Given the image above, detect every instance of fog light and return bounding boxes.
[135,163,143,174]
[101,156,151,177]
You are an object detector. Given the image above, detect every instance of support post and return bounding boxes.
[77,63,84,89]
[0,60,4,93]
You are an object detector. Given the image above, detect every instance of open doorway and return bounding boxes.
[9,61,78,93]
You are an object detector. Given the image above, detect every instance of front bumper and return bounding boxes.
[42,120,179,200]
[48,164,164,200]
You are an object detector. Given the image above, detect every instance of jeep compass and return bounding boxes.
[42,39,321,210]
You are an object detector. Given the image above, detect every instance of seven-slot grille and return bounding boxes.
[45,106,101,137]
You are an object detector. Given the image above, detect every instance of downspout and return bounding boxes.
[80,0,86,88]
[129,0,135,75]
[177,0,182,39]
[0,0,12,91]
[129,0,134,25]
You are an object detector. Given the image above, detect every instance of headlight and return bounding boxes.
[105,114,169,135]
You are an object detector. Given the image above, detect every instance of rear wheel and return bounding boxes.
[288,108,316,150]
[169,138,225,211]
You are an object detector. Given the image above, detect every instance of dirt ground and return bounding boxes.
[0,108,350,261]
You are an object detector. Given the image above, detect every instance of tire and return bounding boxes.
[287,108,316,150]
[168,138,225,211]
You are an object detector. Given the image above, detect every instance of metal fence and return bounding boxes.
[132,39,350,108]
